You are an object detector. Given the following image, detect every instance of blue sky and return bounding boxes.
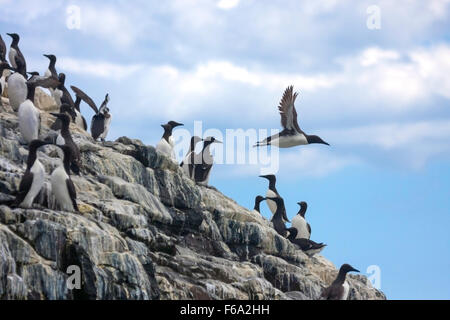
[1,0,449,299]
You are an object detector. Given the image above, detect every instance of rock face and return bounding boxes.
[0,94,386,300]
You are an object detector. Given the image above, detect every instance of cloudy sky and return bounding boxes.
[1,0,449,299]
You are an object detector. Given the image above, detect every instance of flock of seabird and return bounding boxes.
[0,33,359,300]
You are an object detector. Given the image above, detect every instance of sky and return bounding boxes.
[1,0,449,299]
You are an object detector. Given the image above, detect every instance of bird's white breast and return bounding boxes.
[99,115,111,139]
[74,110,84,129]
[7,72,27,111]
[20,159,45,208]
[56,134,65,146]
[156,138,175,160]
[265,189,277,216]
[51,165,74,212]
[341,281,350,300]
[9,48,17,69]
[18,100,40,144]
[272,133,308,148]
[291,215,310,239]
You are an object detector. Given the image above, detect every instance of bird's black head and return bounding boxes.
[29,139,51,151]
[43,54,56,62]
[255,195,265,203]
[306,135,329,146]
[202,136,223,148]
[286,227,298,239]
[190,135,203,145]
[51,112,71,127]
[167,121,184,128]
[340,264,360,274]
[7,33,19,42]
[58,73,66,85]
[297,201,308,217]
[259,174,276,183]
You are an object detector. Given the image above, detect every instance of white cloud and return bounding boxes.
[217,0,240,10]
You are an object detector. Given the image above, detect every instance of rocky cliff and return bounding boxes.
[0,90,386,300]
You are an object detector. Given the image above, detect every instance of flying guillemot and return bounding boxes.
[255,85,329,148]
[180,135,203,179]
[321,264,360,300]
[291,201,311,239]
[194,136,222,186]
[286,227,326,256]
[156,121,184,160]
[259,174,289,222]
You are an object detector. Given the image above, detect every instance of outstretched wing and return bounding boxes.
[71,85,98,114]
[278,85,302,134]
[30,75,60,89]
[98,93,110,113]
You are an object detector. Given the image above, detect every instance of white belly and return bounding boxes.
[20,160,45,208]
[56,134,65,146]
[156,138,175,159]
[341,281,350,300]
[271,133,308,148]
[51,166,74,212]
[18,100,40,144]
[7,73,27,111]
[291,215,310,239]
[99,115,111,139]
[75,111,84,129]
[9,48,17,69]
[265,189,277,216]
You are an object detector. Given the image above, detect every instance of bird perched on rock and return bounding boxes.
[0,34,7,63]
[156,121,184,160]
[18,76,59,144]
[286,227,326,256]
[51,144,79,212]
[1,140,51,208]
[259,174,289,222]
[6,57,27,111]
[251,195,265,216]
[265,196,288,237]
[71,85,110,141]
[255,85,329,148]
[50,112,81,175]
[194,136,222,186]
[321,264,360,300]
[0,62,14,106]
[180,135,203,179]
[7,33,26,76]
[291,201,311,239]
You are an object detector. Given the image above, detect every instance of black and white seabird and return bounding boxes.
[194,136,222,186]
[291,201,311,239]
[321,264,360,300]
[0,35,6,63]
[156,121,184,160]
[43,54,64,106]
[7,140,51,208]
[7,33,26,77]
[180,135,203,179]
[50,112,81,175]
[18,76,59,144]
[6,57,27,111]
[254,85,329,148]
[259,174,289,222]
[251,195,265,216]
[70,85,110,141]
[51,144,79,212]
[286,227,326,256]
[265,196,288,237]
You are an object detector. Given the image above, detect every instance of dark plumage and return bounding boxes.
[194,136,222,185]
[321,264,360,300]
[0,34,6,63]
[7,33,27,77]
[253,195,265,215]
[265,196,288,237]
[286,227,326,256]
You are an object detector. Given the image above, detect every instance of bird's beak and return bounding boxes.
[351,268,360,273]
[6,33,13,37]
[50,113,61,118]
[214,140,223,144]
[43,54,49,58]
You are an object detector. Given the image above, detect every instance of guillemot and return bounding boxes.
[70,85,110,141]
[0,62,13,106]
[265,196,288,237]
[194,136,222,186]
[286,227,326,256]
[18,76,59,144]
[180,135,203,179]
[51,144,79,212]
[7,140,51,208]
[252,195,265,216]
[259,174,289,222]
[321,264,360,300]
[156,121,184,160]
[7,33,27,77]
[50,112,81,175]
[255,85,329,148]
[0,35,6,63]
[6,59,27,111]
[291,201,311,239]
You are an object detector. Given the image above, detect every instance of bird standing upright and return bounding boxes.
[156,121,184,160]
[180,135,203,179]
[194,136,222,186]
[259,174,289,222]
[265,196,288,237]
[7,33,26,77]
[291,201,311,239]
[321,264,360,300]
